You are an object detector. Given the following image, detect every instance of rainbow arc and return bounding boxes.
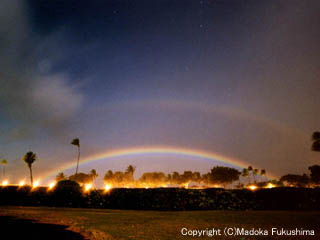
[41,146,275,181]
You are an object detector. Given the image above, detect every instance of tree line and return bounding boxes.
[54,163,320,189]
[56,165,268,188]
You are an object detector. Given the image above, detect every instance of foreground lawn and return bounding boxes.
[0,206,319,240]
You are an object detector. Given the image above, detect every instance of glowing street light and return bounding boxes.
[104,184,112,192]
[19,180,25,187]
[248,185,258,191]
[266,183,275,189]
[84,183,92,192]
[1,180,8,186]
[32,181,40,188]
[48,182,56,190]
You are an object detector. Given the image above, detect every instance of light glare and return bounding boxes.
[1,180,8,186]
[19,180,25,187]
[104,184,112,192]
[48,182,56,190]
[33,181,40,188]
[248,185,257,191]
[266,183,275,189]
[84,183,92,192]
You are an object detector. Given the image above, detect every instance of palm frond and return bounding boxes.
[312,132,320,141]
[71,138,80,147]
[312,140,320,152]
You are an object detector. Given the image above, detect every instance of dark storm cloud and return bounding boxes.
[0,0,83,142]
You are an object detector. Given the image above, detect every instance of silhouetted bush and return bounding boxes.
[51,180,83,207]
[84,190,106,208]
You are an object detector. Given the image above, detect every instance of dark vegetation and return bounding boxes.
[1,184,320,211]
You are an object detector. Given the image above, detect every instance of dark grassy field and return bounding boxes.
[0,206,319,240]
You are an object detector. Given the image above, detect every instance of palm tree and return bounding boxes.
[236,173,242,189]
[172,171,180,184]
[247,166,253,184]
[241,168,249,186]
[1,159,7,180]
[71,138,80,177]
[253,168,258,183]
[56,172,66,182]
[312,132,320,152]
[22,151,37,185]
[125,165,136,184]
[125,165,136,175]
[90,169,98,188]
[260,169,266,182]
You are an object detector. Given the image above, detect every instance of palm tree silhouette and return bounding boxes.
[125,165,136,184]
[125,165,136,175]
[22,151,37,185]
[247,166,253,184]
[312,132,320,152]
[71,138,80,177]
[90,169,98,188]
[1,159,7,180]
[260,169,266,182]
[241,168,249,185]
[56,172,66,182]
[253,168,258,183]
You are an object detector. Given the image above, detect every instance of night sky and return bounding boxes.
[1,0,320,184]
